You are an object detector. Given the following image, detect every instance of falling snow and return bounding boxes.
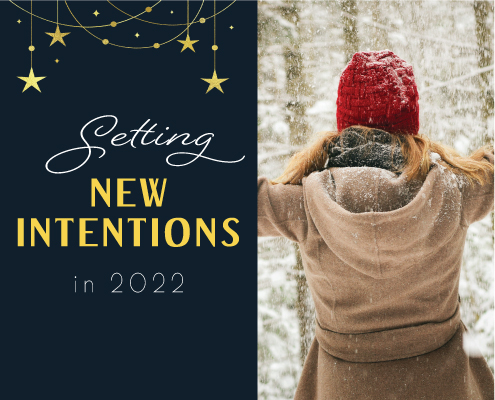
[258,1,494,399]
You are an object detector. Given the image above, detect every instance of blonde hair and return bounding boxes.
[274,126,494,185]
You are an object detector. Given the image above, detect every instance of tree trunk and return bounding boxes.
[474,1,494,144]
[473,1,494,249]
[340,0,359,63]
[280,1,313,367]
[370,1,390,51]
[292,243,314,367]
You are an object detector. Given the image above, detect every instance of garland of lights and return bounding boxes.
[13,0,235,93]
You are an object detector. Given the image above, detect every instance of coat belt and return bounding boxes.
[315,303,461,363]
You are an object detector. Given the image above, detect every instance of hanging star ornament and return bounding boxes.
[45,25,70,46]
[201,71,228,94]
[177,34,199,52]
[17,68,46,93]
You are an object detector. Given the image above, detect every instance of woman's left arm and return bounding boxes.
[258,176,308,242]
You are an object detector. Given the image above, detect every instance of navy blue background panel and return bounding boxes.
[1,1,257,398]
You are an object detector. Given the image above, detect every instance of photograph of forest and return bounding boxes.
[257,1,494,399]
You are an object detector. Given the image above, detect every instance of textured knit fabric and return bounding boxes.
[258,149,494,400]
[336,50,420,135]
[327,127,405,173]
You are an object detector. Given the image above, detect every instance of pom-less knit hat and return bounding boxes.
[336,50,420,135]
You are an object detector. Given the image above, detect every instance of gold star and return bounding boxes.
[17,68,46,93]
[170,10,174,14]
[201,70,229,94]
[45,25,70,46]
[93,10,99,17]
[55,59,59,63]
[230,26,234,29]
[17,19,21,24]
[135,33,140,38]
[177,34,199,52]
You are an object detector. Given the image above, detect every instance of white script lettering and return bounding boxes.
[45,115,245,174]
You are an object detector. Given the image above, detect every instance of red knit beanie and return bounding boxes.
[336,50,420,135]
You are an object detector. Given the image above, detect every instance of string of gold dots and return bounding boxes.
[11,0,235,29]
[107,0,235,26]
[65,1,204,49]
[14,1,236,93]
[10,0,162,29]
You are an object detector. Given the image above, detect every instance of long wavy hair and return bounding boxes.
[274,126,494,185]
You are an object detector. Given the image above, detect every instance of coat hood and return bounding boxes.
[303,165,462,279]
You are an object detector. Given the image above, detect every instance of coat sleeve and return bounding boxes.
[258,176,308,242]
[460,149,494,226]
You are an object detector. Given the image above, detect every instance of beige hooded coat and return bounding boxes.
[258,150,494,400]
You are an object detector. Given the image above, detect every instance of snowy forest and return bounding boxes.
[257,1,494,399]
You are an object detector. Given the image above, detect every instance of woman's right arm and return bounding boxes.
[258,176,308,242]
[460,149,494,225]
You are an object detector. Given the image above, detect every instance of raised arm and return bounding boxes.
[460,149,494,226]
[258,176,308,242]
